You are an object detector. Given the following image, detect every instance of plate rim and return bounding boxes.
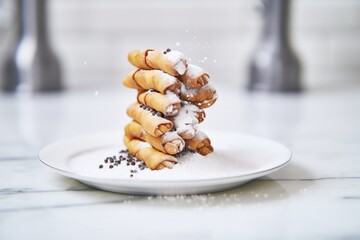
[39,130,292,184]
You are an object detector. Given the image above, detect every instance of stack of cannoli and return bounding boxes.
[123,48,217,170]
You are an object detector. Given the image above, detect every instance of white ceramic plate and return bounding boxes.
[39,131,291,195]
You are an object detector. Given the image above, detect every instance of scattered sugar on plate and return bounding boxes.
[68,132,287,182]
[69,145,256,181]
[70,145,260,181]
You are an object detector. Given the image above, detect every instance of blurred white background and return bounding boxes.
[0,0,359,91]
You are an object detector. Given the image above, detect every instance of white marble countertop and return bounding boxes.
[1,84,360,240]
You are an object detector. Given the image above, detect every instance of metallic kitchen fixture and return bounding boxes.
[1,0,62,92]
[248,0,302,92]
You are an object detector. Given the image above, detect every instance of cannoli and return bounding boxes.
[178,64,209,88]
[137,90,181,117]
[171,103,205,139]
[125,121,185,155]
[122,48,217,171]
[123,69,180,94]
[124,135,177,170]
[128,49,188,76]
[126,102,173,137]
[185,130,214,156]
[180,83,217,108]
[127,48,153,70]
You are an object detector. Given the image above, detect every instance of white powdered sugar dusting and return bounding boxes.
[173,104,200,136]
[162,132,185,151]
[164,50,187,75]
[186,87,198,96]
[165,105,174,114]
[174,139,185,151]
[185,64,205,78]
[181,83,216,101]
[164,91,180,115]
[195,130,208,140]
[162,131,182,143]
[173,61,187,75]
[165,91,181,103]
[165,105,179,116]
[177,123,195,138]
[153,70,177,85]
[180,82,188,94]
[180,82,197,97]
[165,50,186,64]
[180,83,194,98]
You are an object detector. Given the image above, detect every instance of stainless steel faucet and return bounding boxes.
[248,0,302,92]
[1,0,62,93]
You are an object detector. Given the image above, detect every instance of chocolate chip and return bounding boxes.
[109,165,113,169]
[99,165,103,169]
[131,162,135,166]
[130,174,133,177]
[167,48,171,52]
[163,51,167,54]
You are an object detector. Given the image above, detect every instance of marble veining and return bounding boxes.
[1,85,360,239]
